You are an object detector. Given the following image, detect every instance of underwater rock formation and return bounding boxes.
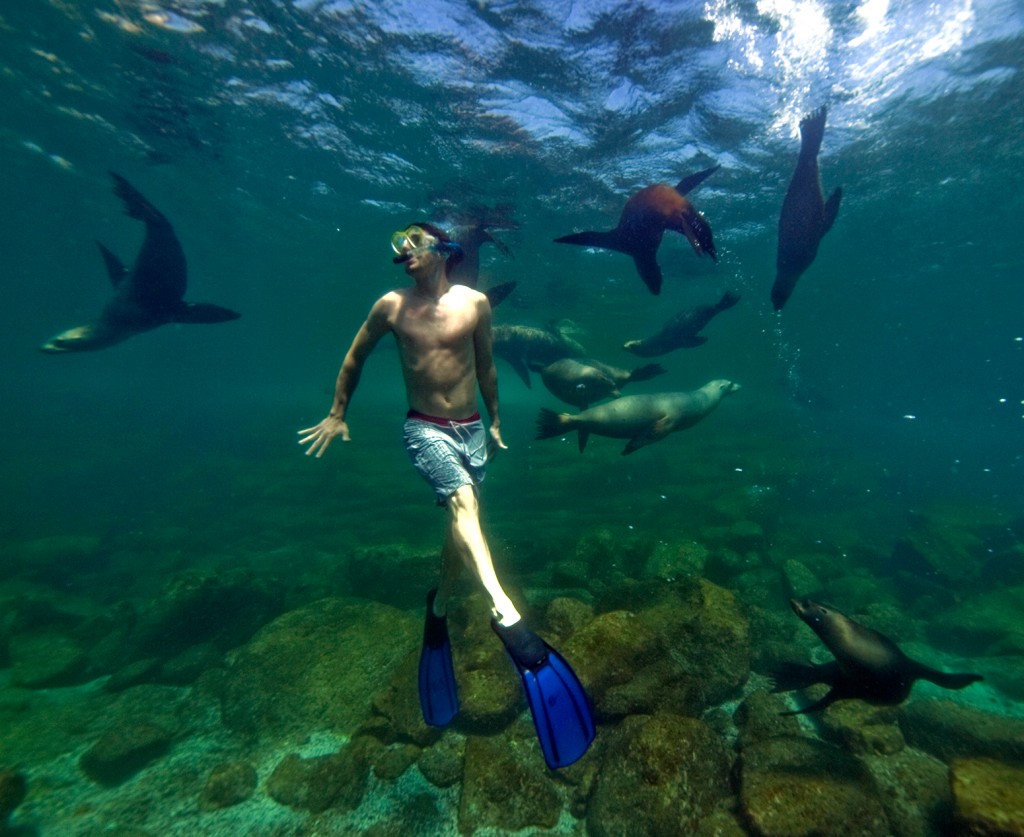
[739,735,890,836]
[219,597,417,738]
[586,713,731,836]
[459,733,562,833]
[79,721,173,786]
[199,760,257,810]
[950,757,1024,835]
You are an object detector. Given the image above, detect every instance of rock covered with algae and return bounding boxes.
[586,713,731,836]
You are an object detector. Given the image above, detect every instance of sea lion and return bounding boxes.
[554,165,719,295]
[449,220,517,308]
[537,357,667,410]
[772,106,842,311]
[623,290,740,357]
[40,172,240,352]
[493,322,587,388]
[535,379,739,455]
[773,598,982,714]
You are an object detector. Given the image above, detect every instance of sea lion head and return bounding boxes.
[39,323,105,353]
[791,597,825,621]
[709,379,741,396]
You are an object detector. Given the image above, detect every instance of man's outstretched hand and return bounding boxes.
[298,415,350,458]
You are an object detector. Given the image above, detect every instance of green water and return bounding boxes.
[2,0,1023,834]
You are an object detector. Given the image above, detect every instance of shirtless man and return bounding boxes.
[299,222,593,769]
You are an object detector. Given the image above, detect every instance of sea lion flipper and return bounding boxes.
[798,106,828,158]
[173,302,241,324]
[510,357,533,388]
[553,230,622,252]
[917,667,983,691]
[674,164,720,196]
[823,187,843,233]
[627,363,666,383]
[96,242,128,287]
[109,172,166,225]
[779,688,841,716]
[631,252,663,295]
[484,281,517,309]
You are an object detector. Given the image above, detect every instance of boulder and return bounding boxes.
[586,713,731,836]
[220,597,417,738]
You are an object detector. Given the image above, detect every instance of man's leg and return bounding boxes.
[435,484,521,625]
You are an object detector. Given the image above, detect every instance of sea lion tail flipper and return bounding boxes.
[577,429,589,453]
[553,229,622,252]
[679,209,718,262]
[674,164,720,196]
[96,242,128,286]
[823,187,842,233]
[920,668,983,691]
[484,281,517,309]
[173,302,241,324]
[109,172,165,224]
[717,289,741,311]
[535,408,572,441]
[627,363,667,383]
[631,252,663,295]
[779,688,840,716]
[798,106,828,157]
[487,231,514,259]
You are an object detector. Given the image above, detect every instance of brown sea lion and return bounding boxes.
[772,106,842,311]
[773,599,982,714]
[535,379,739,454]
[623,289,740,357]
[40,172,240,352]
[554,165,719,295]
[493,322,587,388]
[537,357,667,410]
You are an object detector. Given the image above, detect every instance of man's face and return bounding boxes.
[392,226,438,258]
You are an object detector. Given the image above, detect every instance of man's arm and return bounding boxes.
[298,297,392,457]
[473,295,507,452]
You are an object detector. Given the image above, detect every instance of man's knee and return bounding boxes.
[447,484,479,515]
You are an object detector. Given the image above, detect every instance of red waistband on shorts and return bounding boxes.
[406,410,481,426]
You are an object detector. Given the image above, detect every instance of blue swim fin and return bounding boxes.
[418,589,459,727]
[492,620,595,769]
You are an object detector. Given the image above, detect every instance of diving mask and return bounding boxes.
[390,225,437,258]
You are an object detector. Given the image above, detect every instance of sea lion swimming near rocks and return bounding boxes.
[623,290,740,357]
[40,172,240,352]
[554,165,719,295]
[773,598,982,715]
[493,322,587,388]
[535,379,739,455]
[772,106,842,311]
[537,357,667,410]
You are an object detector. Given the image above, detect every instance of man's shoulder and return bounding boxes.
[447,283,488,305]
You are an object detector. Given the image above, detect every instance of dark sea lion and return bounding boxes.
[535,379,739,454]
[623,289,740,357]
[537,357,667,410]
[493,322,587,387]
[772,106,842,311]
[554,165,719,295]
[773,598,982,715]
[40,172,240,352]
[449,221,517,308]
